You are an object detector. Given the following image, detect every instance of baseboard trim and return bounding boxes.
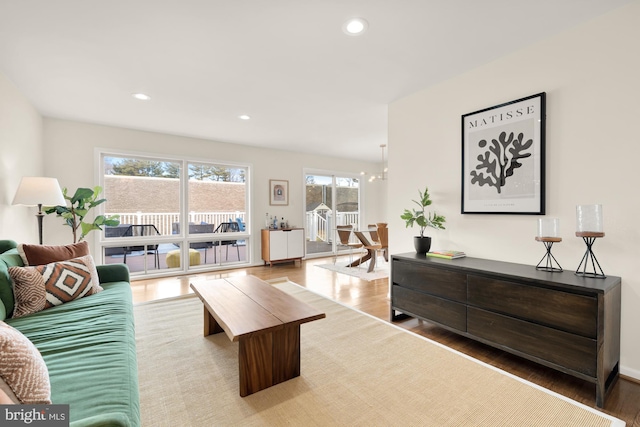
[620,365,640,383]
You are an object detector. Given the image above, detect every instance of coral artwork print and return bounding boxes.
[470,131,533,194]
[462,92,545,214]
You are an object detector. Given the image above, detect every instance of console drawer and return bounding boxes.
[392,260,466,303]
[467,275,597,338]
[468,307,597,376]
[392,285,466,332]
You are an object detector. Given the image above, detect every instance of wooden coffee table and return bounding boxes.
[190,276,325,396]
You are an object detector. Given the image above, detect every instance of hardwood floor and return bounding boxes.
[131,256,640,426]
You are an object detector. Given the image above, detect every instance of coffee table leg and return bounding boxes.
[239,333,273,397]
[203,308,224,336]
[237,325,301,396]
[273,325,301,384]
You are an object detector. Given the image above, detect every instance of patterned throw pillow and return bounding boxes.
[8,255,102,318]
[0,321,51,404]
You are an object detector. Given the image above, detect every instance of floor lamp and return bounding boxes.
[12,177,66,245]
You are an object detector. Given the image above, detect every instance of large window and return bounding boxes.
[99,153,249,276]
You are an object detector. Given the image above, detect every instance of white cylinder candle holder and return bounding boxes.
[535,218,562,272]
[575,204,606,278]
[537,218,560,238]
[576,204,603,234]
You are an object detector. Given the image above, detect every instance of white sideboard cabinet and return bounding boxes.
[261,228,305,266]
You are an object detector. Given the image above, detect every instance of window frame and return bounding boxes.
[302,168,363,258]
[96,148,252,277]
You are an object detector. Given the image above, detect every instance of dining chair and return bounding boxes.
[336,225,363,267]
[367,224,380,244]
[367,223,388,266]
[353,230,382,273]
[376,225,389,264]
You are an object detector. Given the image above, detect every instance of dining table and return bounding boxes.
[347,229,387,273]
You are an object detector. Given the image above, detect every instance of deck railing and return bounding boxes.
[106,210,360,243]
[305,211,360,243]
[106,211,246,236]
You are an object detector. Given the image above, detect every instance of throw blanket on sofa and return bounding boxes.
[0,240,140,427]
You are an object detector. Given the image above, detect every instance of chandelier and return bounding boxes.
[363,144,387,182]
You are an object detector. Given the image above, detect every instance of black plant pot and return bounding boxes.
[414,236,432,255]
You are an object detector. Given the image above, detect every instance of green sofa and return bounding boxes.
[0,240,140,427]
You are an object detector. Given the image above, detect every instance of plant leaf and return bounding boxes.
[89,198,107,208]
[70,188,94,204]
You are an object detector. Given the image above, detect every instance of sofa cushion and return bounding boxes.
[6,281,140,425]
[0,321,51,404]
[17,241,90,266]
[8,255,102,319]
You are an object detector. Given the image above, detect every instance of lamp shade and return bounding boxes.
[12,177,65,206]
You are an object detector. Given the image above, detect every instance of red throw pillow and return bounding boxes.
[17,241,90,266]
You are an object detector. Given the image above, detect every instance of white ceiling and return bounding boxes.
[0,1,631,162]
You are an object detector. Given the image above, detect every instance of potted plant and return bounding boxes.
[45,186,120,243]
[400,186,446,254]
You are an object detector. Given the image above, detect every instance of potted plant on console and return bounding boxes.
[401,186,446,254]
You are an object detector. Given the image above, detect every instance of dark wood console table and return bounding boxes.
[390,253,621,408]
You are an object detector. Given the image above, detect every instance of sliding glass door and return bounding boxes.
[304,172,361,257]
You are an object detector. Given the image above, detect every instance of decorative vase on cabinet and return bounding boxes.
[414,236,432,254]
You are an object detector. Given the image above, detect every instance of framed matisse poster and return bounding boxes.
[461,92,546,214]
[269,179,289,206]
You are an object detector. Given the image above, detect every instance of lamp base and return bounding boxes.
[36,205,44,245]
[575,233,606,278]
[535,237,563,272]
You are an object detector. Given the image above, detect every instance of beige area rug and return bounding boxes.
[316,261,390,281]
[134,281,623,427]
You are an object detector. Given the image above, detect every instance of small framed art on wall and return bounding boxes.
[269,179,289,206]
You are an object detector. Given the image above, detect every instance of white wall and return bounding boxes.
[42,118,384,262]
[388,2,640,379]
[0,73,45,243]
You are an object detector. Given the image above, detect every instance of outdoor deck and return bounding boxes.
[104,242,248,274]
[105,239,348,274]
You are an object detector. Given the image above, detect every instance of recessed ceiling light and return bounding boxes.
[238,115,251,120]
[343,18,368,36]
[132,93,151,101]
